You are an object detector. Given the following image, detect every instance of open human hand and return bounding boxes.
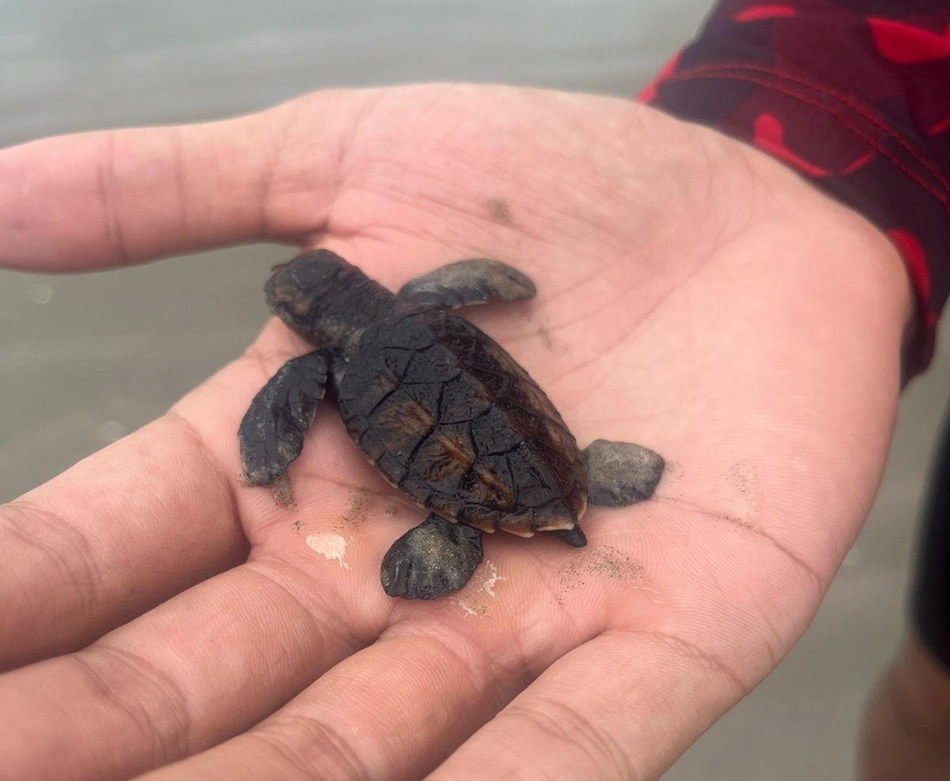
[0,84,912,780]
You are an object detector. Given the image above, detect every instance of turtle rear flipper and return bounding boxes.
[585,439,665,507]
[552,524,587,548]
[239,349,330,487]
[397,258,536,311]
[381,514,484,599]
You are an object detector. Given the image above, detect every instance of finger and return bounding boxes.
[427,631,746,781]
[0,550,386,781]
[0,414,247,671]
[129,556,640,781]
[134,622,533,781]
[0,91,365,271]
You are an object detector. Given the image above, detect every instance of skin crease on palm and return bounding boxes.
[0,84,913,781]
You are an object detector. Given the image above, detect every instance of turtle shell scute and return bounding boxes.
[338,310,588,534]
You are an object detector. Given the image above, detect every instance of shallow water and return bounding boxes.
[2,0,704,144]
[2,2,948,779]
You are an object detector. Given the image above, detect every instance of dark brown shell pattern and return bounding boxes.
[337,309,589,537]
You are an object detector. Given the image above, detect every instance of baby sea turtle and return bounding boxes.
[239,250,665,600]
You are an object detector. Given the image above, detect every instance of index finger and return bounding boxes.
[0,91,359,272]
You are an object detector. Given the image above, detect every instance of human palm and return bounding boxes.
[0,84,911,780]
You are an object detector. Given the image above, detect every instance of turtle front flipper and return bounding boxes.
[396,258,536,311]
[585,439,665,507]
[239,349,330,487]
[381,514,484,599]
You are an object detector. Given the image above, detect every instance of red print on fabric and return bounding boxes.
[751,113,873,177]
[753,113,828,175]
[638,52,681,104]
[930,117,950,136]
[734,5,797,22]
[869,18,950,64]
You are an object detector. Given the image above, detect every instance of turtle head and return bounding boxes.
[265,249,395,350]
